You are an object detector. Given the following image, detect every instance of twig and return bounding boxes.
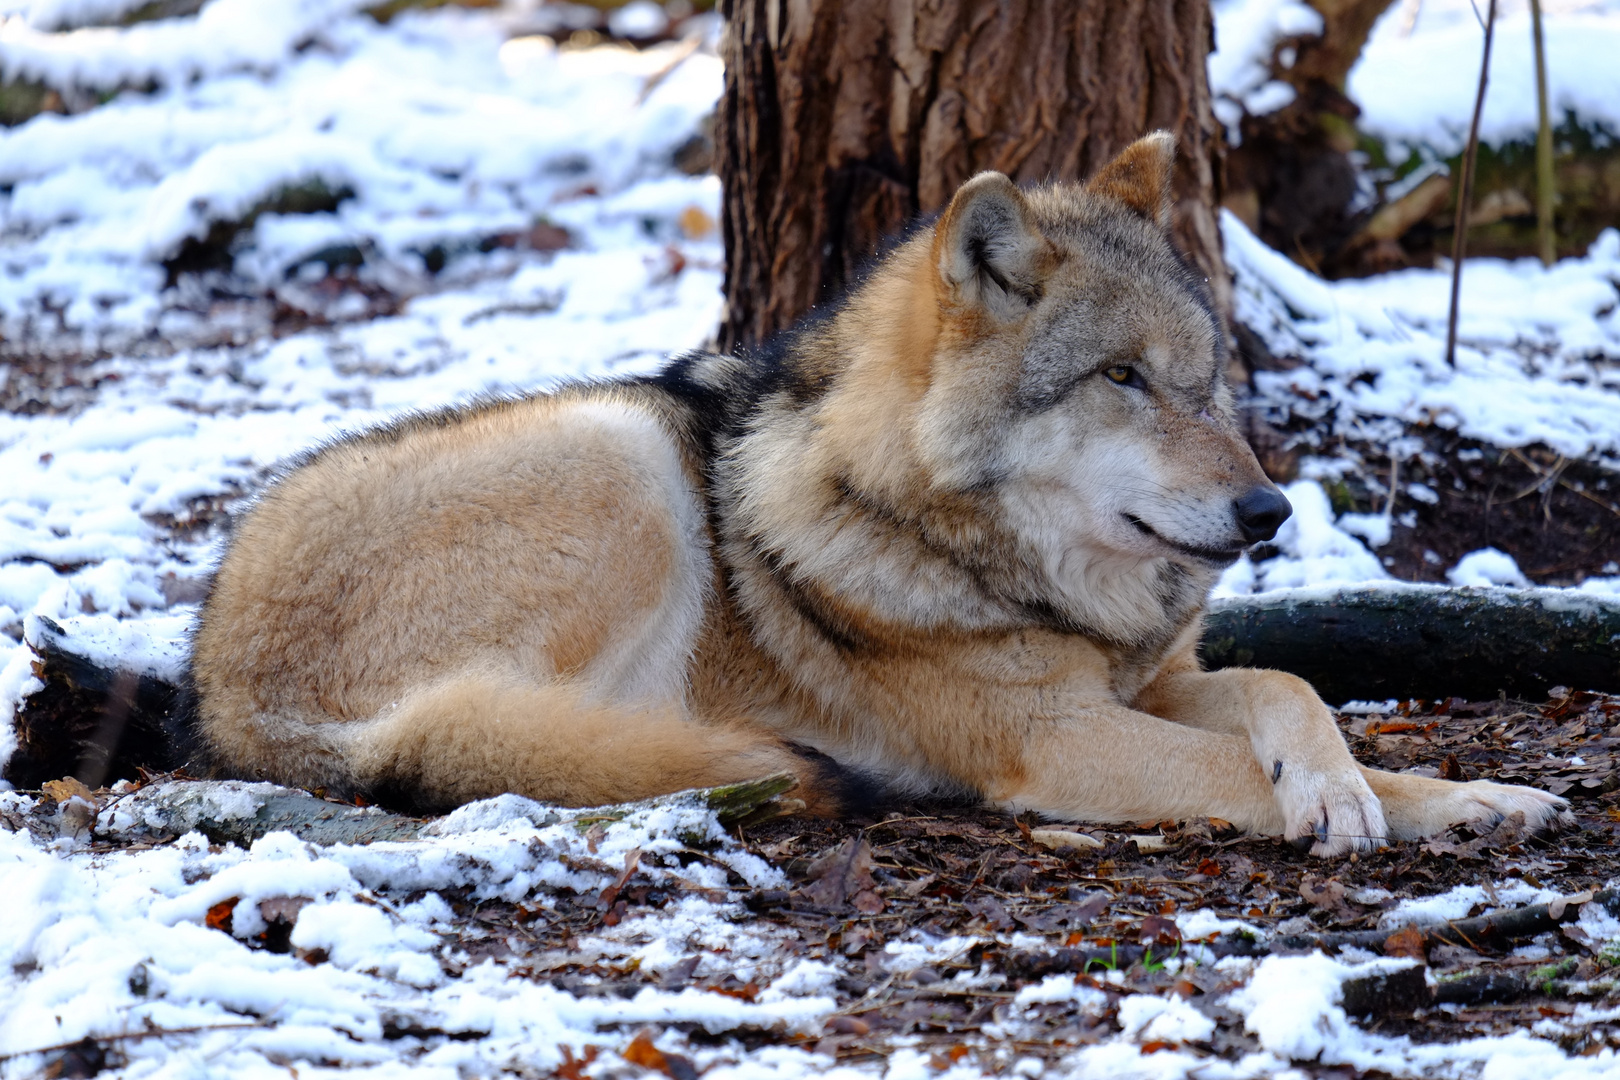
[1002,889,1620,976]
[1444,0,1498,368]
[0,1023,270,1063]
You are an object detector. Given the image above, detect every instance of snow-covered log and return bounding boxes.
[87,773,801,848]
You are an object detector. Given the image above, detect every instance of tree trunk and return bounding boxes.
[716,0,1227,352]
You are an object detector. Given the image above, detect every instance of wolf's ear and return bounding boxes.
[1086,131,1175,231]
[934,172,1053,321]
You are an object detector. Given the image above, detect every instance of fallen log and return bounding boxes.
[1202,583,1620,703]
[8,585,1619,790]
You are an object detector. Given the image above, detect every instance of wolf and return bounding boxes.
[188,133,1569,856]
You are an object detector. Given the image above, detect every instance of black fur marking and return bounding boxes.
[786,742,886,817]
[744,316,840,409]
[753,542,874,655]
[632,352,738,458]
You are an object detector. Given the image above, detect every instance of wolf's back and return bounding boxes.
[186,385,835,811]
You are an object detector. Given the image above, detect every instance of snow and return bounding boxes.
[1448,546,1532,588]
[1380,880,1557,929]
[0,796,846,1076]
[1217,206,1620,597]
[1208,0,1323,136]
[3,2,1620,1076]
[1213,0,1620,150]
[1352,1,1620,155]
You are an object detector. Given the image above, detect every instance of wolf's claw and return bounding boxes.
[1276,765,1388,857]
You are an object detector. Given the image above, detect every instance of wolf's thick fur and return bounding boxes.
[190,134,1569,855]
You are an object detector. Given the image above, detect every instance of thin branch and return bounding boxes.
[0,1023,270,1063]
[1444,0,1498,368]
[1530,0,1556,266]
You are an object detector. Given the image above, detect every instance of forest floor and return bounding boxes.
[6,689,1620,1079]
[3,2,1620,1078]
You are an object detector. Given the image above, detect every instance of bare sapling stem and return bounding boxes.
[1444,0,1498,368]
[1530,0,1556,266]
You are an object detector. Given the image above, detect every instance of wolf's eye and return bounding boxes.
[1104,365,1142,387]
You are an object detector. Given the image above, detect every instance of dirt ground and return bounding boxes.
[1247,417,1620,589]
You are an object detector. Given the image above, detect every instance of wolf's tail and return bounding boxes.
[342,669,851,814]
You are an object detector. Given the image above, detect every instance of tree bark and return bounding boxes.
[716,0,1228,352]
[1221,0,1400,279]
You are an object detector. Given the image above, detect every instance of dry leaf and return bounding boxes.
[1139,915,1181,947]
[799,837,883,911]
[677,204,715,240]
[557,1045,599,1080]
[598,848,642,912]
[825,1015,870,1035]
[963,895,1013,930]
[1383,925,1427,960]
[206,897,240,934]
[1030,828,1104,851]
[42,776,95,805]
[1299,876,1356,922]
[1549,889,1594,921]
[622,1028,698,1080]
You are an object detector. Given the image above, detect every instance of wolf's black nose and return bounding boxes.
[1235,486,1292,543]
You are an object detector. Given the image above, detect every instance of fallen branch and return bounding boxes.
[80,775,802,849]
[1443,0,1498,367]
[1202,583,1620,702]
[1264,887,1615,955]
[0,1023,270,1064]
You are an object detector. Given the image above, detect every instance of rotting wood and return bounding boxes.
[3,615,192,791]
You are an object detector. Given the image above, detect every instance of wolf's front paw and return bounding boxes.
[1276,765,1388,857]
[1399,779,1572,841]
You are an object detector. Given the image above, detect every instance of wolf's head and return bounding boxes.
[725,133,1289,647]
[922,131,1287,561]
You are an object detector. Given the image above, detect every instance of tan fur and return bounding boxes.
[190,134,1570,853]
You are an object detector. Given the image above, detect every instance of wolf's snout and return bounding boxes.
[1234,486,1292,544]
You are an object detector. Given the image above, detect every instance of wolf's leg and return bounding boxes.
[347,668,840,811]
[1360,767,1571,840]
[1134,666,1568,850]
[1132,666,1387,855]
[1002,706,1293,839]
